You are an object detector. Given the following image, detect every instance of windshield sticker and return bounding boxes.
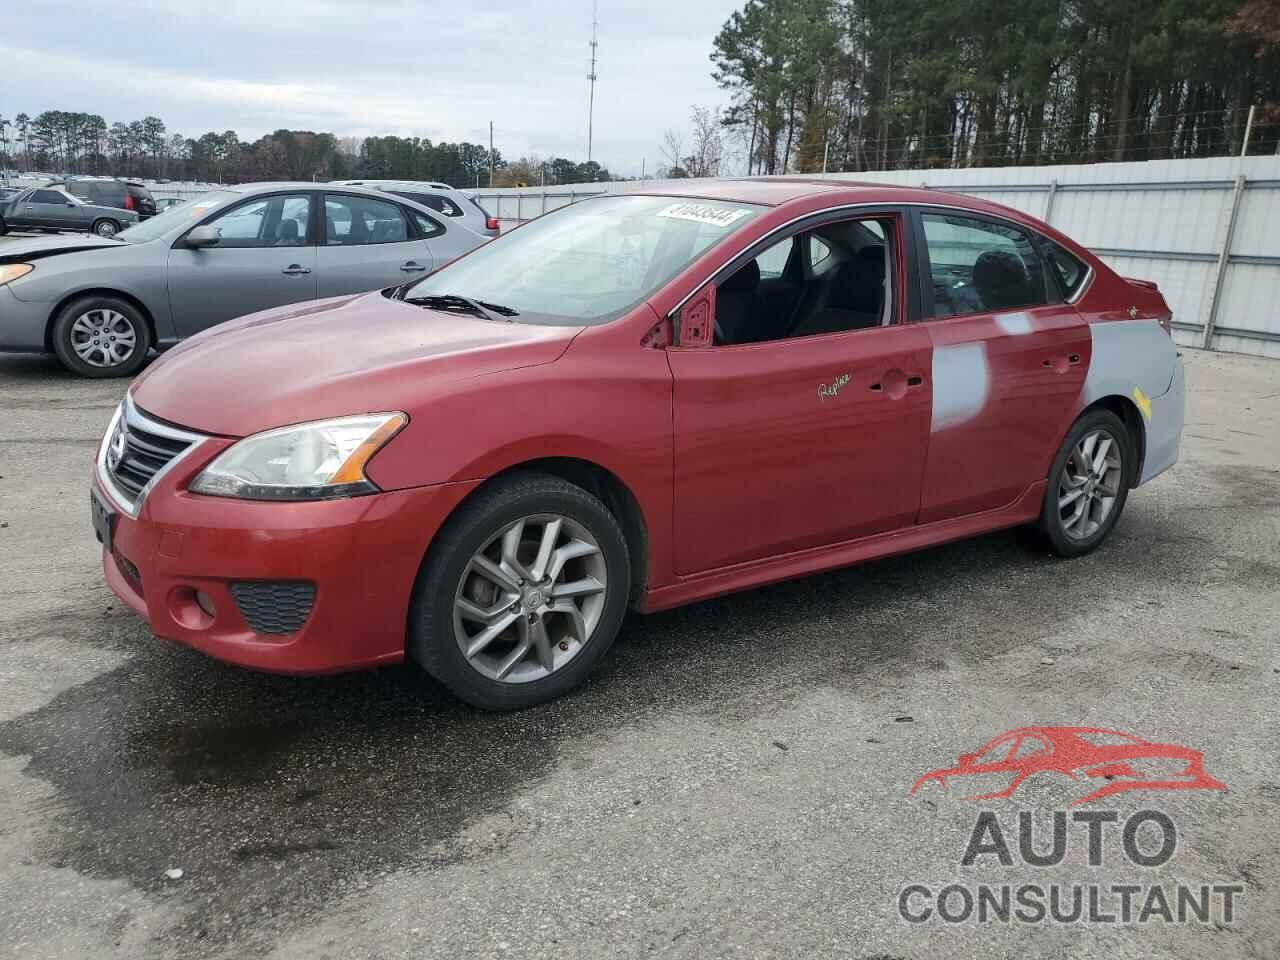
[655,202,751,228]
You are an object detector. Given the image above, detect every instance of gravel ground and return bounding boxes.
[0,346,1277,960]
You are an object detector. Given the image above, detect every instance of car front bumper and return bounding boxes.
[0,283,51,352]
[94,464,482,674]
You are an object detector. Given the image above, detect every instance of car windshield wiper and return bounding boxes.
[401,292,519,322]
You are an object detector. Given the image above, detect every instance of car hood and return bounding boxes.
[0,233,125,262]
[130,292,585,437]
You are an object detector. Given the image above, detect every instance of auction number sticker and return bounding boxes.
[656,202,752,228]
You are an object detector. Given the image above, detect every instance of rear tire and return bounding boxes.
[92,218,121,238]
[408,471,630,711]
[51,295,152,378]
[1037,408,1133,557]
[0,217,8,236]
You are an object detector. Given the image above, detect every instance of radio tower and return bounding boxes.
[587,0,599,164]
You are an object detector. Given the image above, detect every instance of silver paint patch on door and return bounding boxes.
[931,343,990,431]
[995,312,1033,336]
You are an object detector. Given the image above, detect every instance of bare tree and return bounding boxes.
[659,128,687,177]
[687,105,723,177]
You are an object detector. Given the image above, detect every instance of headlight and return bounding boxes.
[189,412,407,501]
[0,263,34,286]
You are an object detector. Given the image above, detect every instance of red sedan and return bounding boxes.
[90,180,1185,709]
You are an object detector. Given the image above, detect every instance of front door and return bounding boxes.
[914,210,1091,523]
[19,189,74,229]
[668,212,933,575]
[166,192,317,337]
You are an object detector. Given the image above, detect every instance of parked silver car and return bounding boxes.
[0,182,489,377]
[340,180,500,238]
[0,186,140,237]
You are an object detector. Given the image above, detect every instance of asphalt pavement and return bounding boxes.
[0,346,1277,960]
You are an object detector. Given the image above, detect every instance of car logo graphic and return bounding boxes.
[910,726,1226,807]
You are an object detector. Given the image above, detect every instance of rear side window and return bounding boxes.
[324,194,409,245]
[66,182,91,198]
[1041,239,1088,300]
[921,213,1047,318]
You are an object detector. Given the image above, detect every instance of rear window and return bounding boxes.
[1042,239,1089,300]
[126,184,152,199]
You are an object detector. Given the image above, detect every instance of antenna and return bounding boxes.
[587,0,599,164]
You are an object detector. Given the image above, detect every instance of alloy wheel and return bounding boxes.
[453,514,607,684]
[69,309,137,368]
[1057,428,1123,540]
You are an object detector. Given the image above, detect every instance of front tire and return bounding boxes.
[92,218,121,238]
[51,296,152,378]
[409,471,630,710]
[1038,408,1133,557]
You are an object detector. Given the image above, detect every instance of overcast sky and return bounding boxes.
[1,0,743,178]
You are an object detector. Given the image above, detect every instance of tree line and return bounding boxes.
[0,110,620,186]
[710,0,1280,174]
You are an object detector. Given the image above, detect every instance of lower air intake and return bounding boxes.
[229,581,316,635]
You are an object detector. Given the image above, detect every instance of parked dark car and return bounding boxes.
[0,186,139,237]
[60,178,157,220]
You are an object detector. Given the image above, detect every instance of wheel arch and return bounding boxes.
[1081,394,1146,487]
[44,288,158,354]
[489,457,650,608]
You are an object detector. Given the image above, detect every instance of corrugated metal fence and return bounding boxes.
[474,156,1280,360]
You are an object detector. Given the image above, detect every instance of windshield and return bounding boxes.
[402,194,764,324]
[117,190,238,242]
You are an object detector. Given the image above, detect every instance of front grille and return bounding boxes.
[101,400,203,511]
[230,581,316,635]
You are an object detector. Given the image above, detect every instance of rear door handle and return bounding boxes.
[281,264,311,276]
[400,261,428,272]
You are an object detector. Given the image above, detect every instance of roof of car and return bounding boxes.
[626,176,952,207]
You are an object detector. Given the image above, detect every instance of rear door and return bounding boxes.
[166,192,317,336]
[315,194,434,296]
[668,211,933,574]
[912,209,1090,523]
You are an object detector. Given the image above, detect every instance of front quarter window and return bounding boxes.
[402,195,762,325]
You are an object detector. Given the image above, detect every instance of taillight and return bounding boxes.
[124,195,135,211]
[485,216,499,231]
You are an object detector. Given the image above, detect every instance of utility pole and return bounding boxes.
[488,120,495,188]
[1241,104,1256,158]
[587,0,599,164]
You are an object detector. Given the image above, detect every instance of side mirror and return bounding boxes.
[184,225,221,249]
[66,201,76,207]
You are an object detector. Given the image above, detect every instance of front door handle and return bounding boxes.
[281,264,311,276]
[400,261,428,272]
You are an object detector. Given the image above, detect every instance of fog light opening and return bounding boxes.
[195,590,217,618]
[168,586,215,630]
